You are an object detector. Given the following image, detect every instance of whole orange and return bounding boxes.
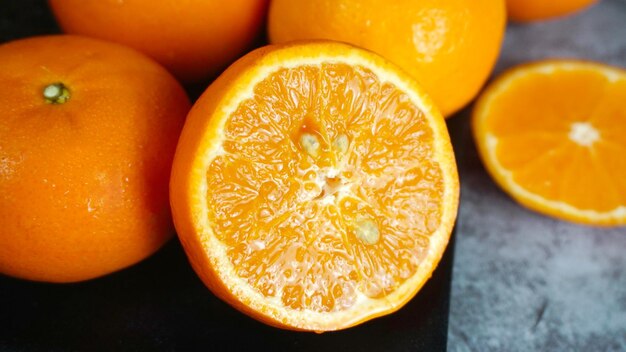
[268,0,506,117]
[48,0,269,83]
[507,0,598,22]
[0,35,190,283]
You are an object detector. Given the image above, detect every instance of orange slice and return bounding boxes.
[170,42,459,331]
[473,60,626,226]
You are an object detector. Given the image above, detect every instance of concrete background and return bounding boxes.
[447,1,626,351]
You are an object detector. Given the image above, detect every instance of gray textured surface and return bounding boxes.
[447,1,626,351]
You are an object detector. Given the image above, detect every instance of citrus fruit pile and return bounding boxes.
[0,0,621,333]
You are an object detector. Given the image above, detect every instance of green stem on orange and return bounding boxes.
[43,82,71,104]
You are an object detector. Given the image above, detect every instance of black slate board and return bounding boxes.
[0,1,453,351]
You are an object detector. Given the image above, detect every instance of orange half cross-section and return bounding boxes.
[170,42,459,331]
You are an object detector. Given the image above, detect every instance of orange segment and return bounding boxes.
[170,42,459,331]
[473,60,626,226]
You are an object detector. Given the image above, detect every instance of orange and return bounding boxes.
[0,35,190,282]
[170,41,459,331]
[473,60,626,226]
[267,0,506,117]
[48,0,269,83]
[507,0,598,22]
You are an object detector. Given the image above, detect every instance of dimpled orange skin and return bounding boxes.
[268,0,506,117]
[507,0,598,22]
[48,0,269,83]
[0,35,190,283]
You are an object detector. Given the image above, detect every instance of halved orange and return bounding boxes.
[170,42,459,331]
[473,60,626,226]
